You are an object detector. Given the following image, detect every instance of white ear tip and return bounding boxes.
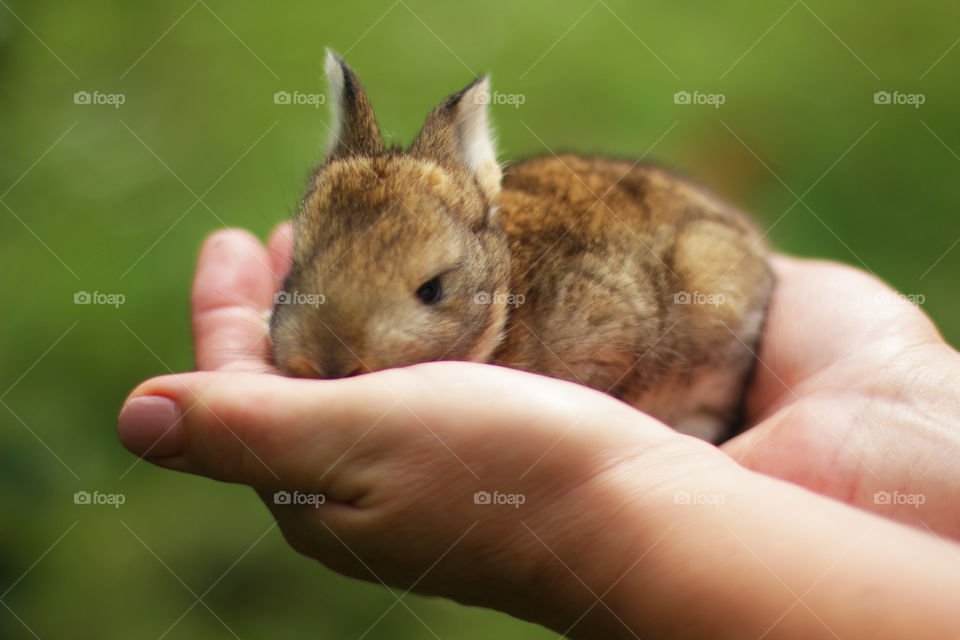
[324,48,343,79]
[323,49,346,155]
[479,78,491,101]
[465,76,492,112]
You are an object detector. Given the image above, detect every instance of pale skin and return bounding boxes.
[118,225,960,638]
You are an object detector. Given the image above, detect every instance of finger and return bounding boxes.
[116,363,677,496]
[116,370,406,495]
[268,221,294,292]
[191,229,275,372]
[766,254,939,370]
[746,254,941,420]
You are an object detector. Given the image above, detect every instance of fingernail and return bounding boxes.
[118,396,184,458]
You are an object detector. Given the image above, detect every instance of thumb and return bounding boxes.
[117,371,398,493]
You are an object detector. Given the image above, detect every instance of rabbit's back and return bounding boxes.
[493,154,774,439]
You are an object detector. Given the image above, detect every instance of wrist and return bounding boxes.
[516,433,738,638]
[573,452,960,639]
[852,341,960,537]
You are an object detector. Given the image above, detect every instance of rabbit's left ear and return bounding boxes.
[411,77,501,201]
[324,49,385,159]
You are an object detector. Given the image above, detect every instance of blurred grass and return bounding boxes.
[1,0,959,637]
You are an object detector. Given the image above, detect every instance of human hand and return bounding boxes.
[117,227,733,635]
[726,255,960,538]
[143,225,960,545]
[117,227,960,638]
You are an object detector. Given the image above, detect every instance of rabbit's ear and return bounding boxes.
[411,76,501,201]
[324,49,385,159]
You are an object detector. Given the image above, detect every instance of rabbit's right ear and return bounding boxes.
[323,50,385,160]
[411,76,501,203]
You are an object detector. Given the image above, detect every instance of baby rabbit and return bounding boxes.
[270,51,775,442]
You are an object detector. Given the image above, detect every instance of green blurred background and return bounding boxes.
[1,0,958,637]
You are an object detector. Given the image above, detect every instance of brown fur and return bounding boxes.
[270,52,774,440]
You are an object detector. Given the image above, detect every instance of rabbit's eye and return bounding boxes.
[415,276,443,305]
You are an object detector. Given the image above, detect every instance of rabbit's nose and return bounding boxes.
[319,349,371,378]
[283,354,322,378]
[325,362,369,379]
